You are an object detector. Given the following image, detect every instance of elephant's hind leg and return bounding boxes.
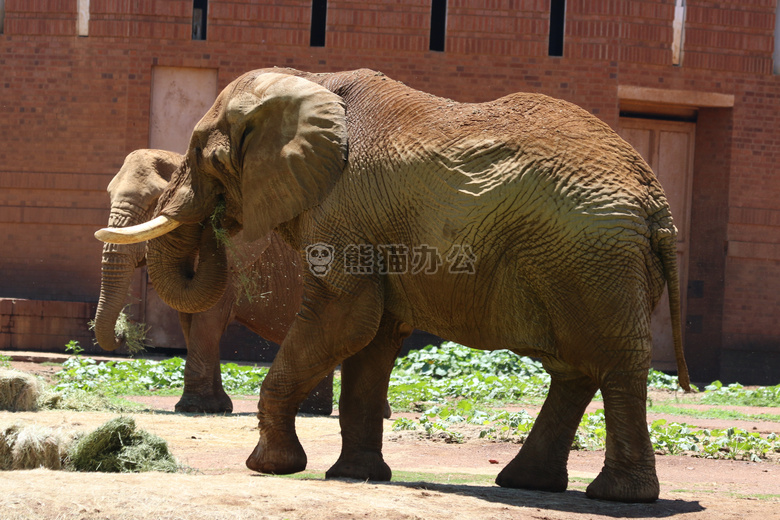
[175,305,234,414]
[326,314,411,481]
[586,368,659,503]
[496,371,597,492]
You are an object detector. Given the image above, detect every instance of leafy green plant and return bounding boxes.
[64,340,84,356]
[478,410,535,442]
[701,381,780,408]
[573,409,607,450]
[396,402,780,462]
[0,353,10,368]
[388,343,551,411]
[391,417,418,431]
[647,369,695,391]
[54,356,268,397]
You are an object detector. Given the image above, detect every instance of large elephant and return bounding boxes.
[97,69,691,503]
[94,149,331,414]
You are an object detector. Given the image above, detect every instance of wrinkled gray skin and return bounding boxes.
[94,149,333,414]
[102,70,691,503]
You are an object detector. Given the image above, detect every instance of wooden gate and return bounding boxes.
[618,119,695,371]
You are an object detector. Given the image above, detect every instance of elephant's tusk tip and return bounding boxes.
[94,227,136,244]
[94,228,116,242]
[94,215,182,244]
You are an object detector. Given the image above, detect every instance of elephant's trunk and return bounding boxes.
[94,246,135,351]
[146,223,228,314]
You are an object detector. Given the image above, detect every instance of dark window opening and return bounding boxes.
[619,110,698,124]
[429,0,447,52]
[548,0,566,57]
[192,0,208,40]
[310,0,327,47]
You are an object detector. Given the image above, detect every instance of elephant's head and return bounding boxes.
[94,149,182,351]
[95,70,348,314]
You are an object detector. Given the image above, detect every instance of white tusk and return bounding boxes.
[94,215,183,244]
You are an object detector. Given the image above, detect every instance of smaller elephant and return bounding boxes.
[94,149,331,414]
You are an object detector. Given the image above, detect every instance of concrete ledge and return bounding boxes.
[618,85,735,108]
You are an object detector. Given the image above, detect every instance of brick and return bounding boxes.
[1,1,779,382]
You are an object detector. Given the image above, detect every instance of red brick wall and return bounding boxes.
[685,107,733,384]
[1,0,779,381]
[0,298,96,352]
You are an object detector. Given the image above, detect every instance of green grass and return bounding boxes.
[648,403,780,423]
[391,470,497,486]
[739,494,780,501]
[275,469,499,486]
[274,469,591,488]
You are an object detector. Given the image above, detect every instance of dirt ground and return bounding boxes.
[1,359,779,520]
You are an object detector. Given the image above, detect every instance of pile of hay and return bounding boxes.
[67,416,179,473]
[0,423,72,470]
[0,369,42,411]
[0,417,179,473]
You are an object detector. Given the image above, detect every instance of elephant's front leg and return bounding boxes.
[497,370,598,492]
[326,315,412,481]
[246,279,383,475]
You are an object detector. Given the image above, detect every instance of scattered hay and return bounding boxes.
[37,388,145,413]
[0,423,72,470]
[0,369,42,411]
[67,416,179,473]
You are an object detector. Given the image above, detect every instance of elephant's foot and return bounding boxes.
[326,450,391,481]
[175,391,233,414]
[245,433,307,475]
[495,451,568,493]
[586,465,659,503]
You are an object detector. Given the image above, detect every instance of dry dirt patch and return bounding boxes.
[1,404,778,520]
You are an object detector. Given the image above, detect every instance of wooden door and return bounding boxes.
[139,67,218,349]
[618,119,695,371]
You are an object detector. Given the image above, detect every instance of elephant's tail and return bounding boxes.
[659,232,692,392]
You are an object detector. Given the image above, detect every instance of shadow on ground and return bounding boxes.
[385,480,704,518]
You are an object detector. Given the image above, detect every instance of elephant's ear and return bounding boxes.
[227,72,348,243]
